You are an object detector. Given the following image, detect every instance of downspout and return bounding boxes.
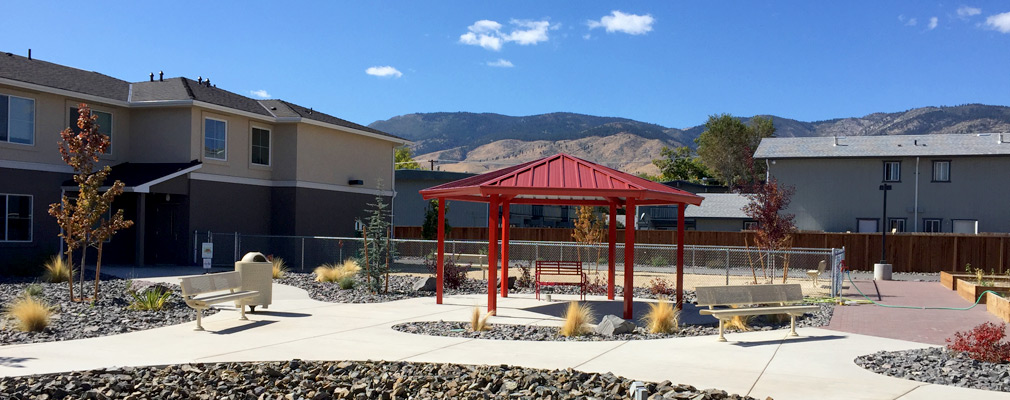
[914,157,919,232]
[765,159,771,182]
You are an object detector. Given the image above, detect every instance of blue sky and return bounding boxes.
[2,1,1009,129]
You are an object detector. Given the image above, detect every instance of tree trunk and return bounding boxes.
[744,237,758,284]
[67,249,76,302]
[93,243,104,300]
[78,246,88,302]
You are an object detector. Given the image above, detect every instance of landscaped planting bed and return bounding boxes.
[0,359,766,400]
[855,347,1010,392]
[0,277,213,345]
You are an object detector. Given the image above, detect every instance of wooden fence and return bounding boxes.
[393,226,1010,274]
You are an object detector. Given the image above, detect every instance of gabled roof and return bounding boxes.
[62,161,202,193]
[0,52,129,101]
[420,153,704,206]
[755,134,1010,159]
[686,193,749,219]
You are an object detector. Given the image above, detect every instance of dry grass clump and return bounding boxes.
[643,299,679,334]
[42,255,73,283]
[271,257,289,279]
[560,301,595,337]
[724,306,755,332]
[314,260,361,283]
[470,306,493,332]
[6,293,52,332]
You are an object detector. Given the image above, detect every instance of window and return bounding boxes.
[883,161,901,182]
[2,194,32,242]
[953,219,978,234]
[888,218,906,233]
[743,221,758,230]
[204,118,227,160]
[0,94,35,145]
[923,218,942,233]
[857,218,879,233]
[933,160,950,182]
[251,127,270,166]
[69,107,113,153]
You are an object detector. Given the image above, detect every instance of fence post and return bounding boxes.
[301,237,306,272]
[535,242,539,262]
[234,232,239,261]
[725,248,730,285]
[193,230,198,264]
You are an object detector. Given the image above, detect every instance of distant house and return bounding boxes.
[754,134,1010,233]
[638,193,753,231]
[0,52,406,268]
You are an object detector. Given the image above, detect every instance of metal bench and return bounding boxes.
[179,271,259,331]
[535,261,587,301]
[445,253,489,278]
[696,283,819,342]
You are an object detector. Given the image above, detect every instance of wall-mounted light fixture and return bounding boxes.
[348,179,364,186]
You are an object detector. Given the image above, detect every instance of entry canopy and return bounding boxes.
[420,153,704,206]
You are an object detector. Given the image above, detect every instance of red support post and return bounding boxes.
[676,202,686,310]
[488,195,499,313]
[608,202,617,300]
[623,198,636,319]
[436,198,445,304]
[501,201,510,297]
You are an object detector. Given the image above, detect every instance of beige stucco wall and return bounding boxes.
[191,108,275,180]
[128,107,191,163]
[294,122,395,190]
[271,124,298,181]
[0,84,128,167]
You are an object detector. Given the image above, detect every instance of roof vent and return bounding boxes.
[149,72,154,82]
[27,49,31,60]
[159,71,163,82]
[198,76,202,84]
[832,136,846,146]
[205,78,210,87]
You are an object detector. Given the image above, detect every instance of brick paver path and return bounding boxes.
[825,279,1004,345]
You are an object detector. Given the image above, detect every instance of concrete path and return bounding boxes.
[1,272,1007,400]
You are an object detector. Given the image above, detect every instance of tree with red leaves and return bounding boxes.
[742,178,796,283]
[48,104,133,301]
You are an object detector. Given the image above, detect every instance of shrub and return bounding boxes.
[647,277,676,297]
[338,277,355,290]
[650,255,669,267]
[424,254,468,290]
[515,262,534,289]
[585,275,607,295]
[6,294,51,332]
[25,284,44,298]
[946,322,1010,363]
[42,255,73,283]
[271,257,289,279]
[470,306,492,332]
[643,299,679,334]
[560,301,594,337]
[128,287,172,311]
[315,260,361,283]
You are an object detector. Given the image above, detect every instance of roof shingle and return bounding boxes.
[755,134,1010,159]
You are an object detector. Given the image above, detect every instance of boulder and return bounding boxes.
[594,314,636,336]
[496,276,517,290]
[413,277,437,292]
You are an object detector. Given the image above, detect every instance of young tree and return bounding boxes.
[741,178,796,283]
[394,147,422,170]
[571,206,605,273]
[651,146,714,183]
[358,192,396,293]
[48,104,133,301]
[421,199,452,240]
[695,115,775,188]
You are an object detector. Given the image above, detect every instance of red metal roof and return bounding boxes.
[419,153,704,206]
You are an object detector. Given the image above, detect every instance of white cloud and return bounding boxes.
[365,66,403,78]
[587,10,654,35]
[459,19,553,51]
[486,59,514,68]
[906,17,918,26]
[986,12,1010,33]
[957,6,982,18]
[928,17,938,29]
[249,89,270,98]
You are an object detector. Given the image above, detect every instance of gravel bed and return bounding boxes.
[0,278,213,345]
[0,359,765,400]
[393,303,834,341]
[855,347,1010,392]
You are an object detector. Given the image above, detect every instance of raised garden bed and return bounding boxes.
[941,271,1010,291]
[956,278,1010,304]
[987,292,1010,323]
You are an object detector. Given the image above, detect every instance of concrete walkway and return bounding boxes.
[1,271,1007,400]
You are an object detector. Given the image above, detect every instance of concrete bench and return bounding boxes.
[535,261,587,301]
[696,283,819,342]
[179,271,259,331]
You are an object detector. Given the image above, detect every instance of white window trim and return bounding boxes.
[932,160,950,182]
[2,94,36,146]
[883,161,900,182]
[204,117,228,161]
[1,193,33,242]
[923,218,942,233]
[888,218,906,233]
[250,126,272,167]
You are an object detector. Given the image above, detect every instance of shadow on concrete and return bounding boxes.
[248,311,312,318]
[731,334,848,347]
[521,300,719,327]
[210,320,277,335]
[0,356,34,368]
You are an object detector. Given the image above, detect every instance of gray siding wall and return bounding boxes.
[394,179,489,228]
[768,156,1010,232]
[0,168,68,271]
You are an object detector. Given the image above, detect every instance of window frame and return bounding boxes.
[1,94,36,146]
[1,193,33,242]
[856,218,880,233]
[250,126,272,166]
[743,221,758,230]
[203,117,228,161]
[923,218,942,233]
[69,107,114,154]
[888,218,906,233]
[882,160,901,182]
[932,160,951,183]
[952,219,979,234]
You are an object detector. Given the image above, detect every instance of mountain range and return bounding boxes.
[368,104,1010,175]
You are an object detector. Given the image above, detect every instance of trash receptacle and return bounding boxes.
[235,252,273,311]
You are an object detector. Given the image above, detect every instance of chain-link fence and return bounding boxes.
[194,232,842,296]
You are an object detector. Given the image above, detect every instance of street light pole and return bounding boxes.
[879,184,892,263]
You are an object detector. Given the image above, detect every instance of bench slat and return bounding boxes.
[190,290,259,306]
[700,305,819,318]
[696,284,805,307]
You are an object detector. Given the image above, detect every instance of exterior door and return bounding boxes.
[150,203,184,264]
[857,219,879,233]
[953,220,978,234]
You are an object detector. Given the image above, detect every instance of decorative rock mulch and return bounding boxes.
[855,347,1010,392]
[0,359,768,400]
[393,304,834,341]
[0,278,214,345]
